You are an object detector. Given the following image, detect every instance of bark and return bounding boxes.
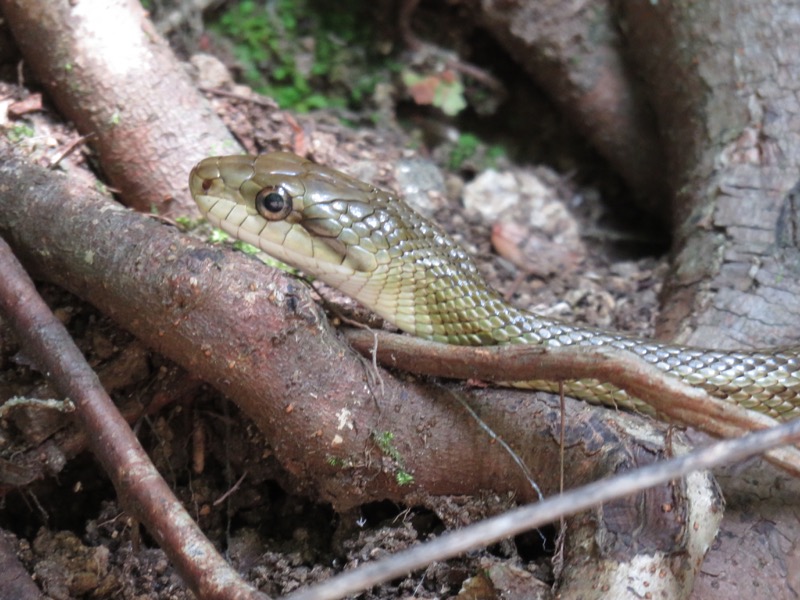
[615,2,800,353]
[611,4,800,597]
[0,532,44,600]
[0,0,241,214]
[452,10,800,592]
[0,145,659,504]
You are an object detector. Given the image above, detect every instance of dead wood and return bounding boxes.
[0,349,201,490]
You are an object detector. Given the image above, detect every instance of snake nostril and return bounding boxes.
[201,179,212,191]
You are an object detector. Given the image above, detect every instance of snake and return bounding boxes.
[189,151,800,421]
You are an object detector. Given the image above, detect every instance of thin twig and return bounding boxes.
[198,85,280,109]
[444,387,543,501]
[214,471,248,506]
[48,133,93,168]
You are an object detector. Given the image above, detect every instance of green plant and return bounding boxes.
[212,0,386,112]
[374,431,402,462]
[373,431,415,485]
[232,240,260,254]
[402,68,467,117]
[208,228,230,244]
[395,471,414,486]
[448,133,480,170]
[6,123,34,142]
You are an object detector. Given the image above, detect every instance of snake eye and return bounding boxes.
[255,186,293,220]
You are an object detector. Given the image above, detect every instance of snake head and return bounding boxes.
[190,151,500,342]
[189,152,419,300]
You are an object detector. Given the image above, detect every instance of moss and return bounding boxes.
[6,123,35,142]
[373,431,415,486]
[374,431,401,462]
[232,240,260,254]
[208,228,230,244]
[173,216,196,230]
[447,132,506,171]
[395,471,414,486]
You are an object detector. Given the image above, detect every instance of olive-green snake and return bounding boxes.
[190,152,800,421]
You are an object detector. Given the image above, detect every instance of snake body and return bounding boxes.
[190,152,800,420]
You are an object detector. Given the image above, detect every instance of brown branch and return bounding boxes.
[0,0,242,215]
[5,3,795,594]
[0,143,636,502]
[0,236,268,600]
[344,330,800,475]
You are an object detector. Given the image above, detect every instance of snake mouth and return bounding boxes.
[188,167,209,209]
[192,191,217,220]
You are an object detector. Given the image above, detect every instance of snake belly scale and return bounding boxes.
[190,151,800,421]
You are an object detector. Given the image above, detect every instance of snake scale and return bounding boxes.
[190,151,800,421]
